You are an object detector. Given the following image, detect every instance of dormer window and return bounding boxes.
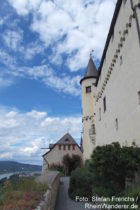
[86,86,91,93]
[65,138,69,142]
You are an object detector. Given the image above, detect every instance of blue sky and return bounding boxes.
[0,0,116,165]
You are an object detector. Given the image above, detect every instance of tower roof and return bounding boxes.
[80,57,98,84]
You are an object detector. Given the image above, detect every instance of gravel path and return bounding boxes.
[54,177,87,210]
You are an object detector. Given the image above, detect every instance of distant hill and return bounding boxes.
[0,161,42,173]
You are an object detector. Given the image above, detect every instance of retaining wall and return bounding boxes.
[35,171,60,210]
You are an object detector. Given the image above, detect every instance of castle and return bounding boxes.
[80,0,140,161]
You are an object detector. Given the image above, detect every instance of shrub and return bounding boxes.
[89,142,140,196]
[69,167,93,200]
[69,142,140,199]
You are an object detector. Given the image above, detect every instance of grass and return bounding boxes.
[0,176,48,210]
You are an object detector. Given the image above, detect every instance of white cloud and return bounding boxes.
[2,29,23,51]
[8,0,42,16]
[0,76,14,88]
[0,106,82,164]
[8,0,117,71]
[10,64,81,96]
[24,42,45,60]
[27,110,47,119]
[0,50,16,67]
[2,0,117,96]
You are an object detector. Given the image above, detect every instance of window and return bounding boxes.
[120,56,122,65]
[68,145,70,150]
[103,97,106,112]
[63,145,66,150]
[115,118,118,131]
[86,86,91,93]
[92,124,96,134]
[59,145,61,150]
[138,91,140,105]
[72,145,75,150]
[99,108,101,121]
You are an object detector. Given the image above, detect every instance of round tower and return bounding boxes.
[80,57,98,161]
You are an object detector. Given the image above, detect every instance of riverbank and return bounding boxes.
[0,171,41,180]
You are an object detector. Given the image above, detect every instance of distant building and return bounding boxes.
[42,133,82,173]
[80,0,140,161]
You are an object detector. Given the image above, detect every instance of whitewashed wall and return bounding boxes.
[95,0,140,147]
[42,144,82,170]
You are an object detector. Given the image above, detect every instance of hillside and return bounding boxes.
[0,161,42,173]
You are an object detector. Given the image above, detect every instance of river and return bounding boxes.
[0,171,41,180]
[0,173,15,180]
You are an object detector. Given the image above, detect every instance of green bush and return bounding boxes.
[68,167,93,200]
[89,142,140,196]
[69,142,140,199]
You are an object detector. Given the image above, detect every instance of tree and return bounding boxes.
[63,154,82,176]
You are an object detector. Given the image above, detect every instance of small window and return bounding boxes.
[72,145,75,150]
[68,145,70,150]
[65,138,69,142]
[86,86,91,93]
[59,145,61,150]
[115,118,118,131]
[63,145,66,150]
[120,56,122,65]
[92,124,96,134]
[103,97,106,112]
[138,91,140,105]
[99,108,101,121]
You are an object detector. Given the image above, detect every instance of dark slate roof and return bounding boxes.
[80,57,98,84]
[56,133,77,145]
